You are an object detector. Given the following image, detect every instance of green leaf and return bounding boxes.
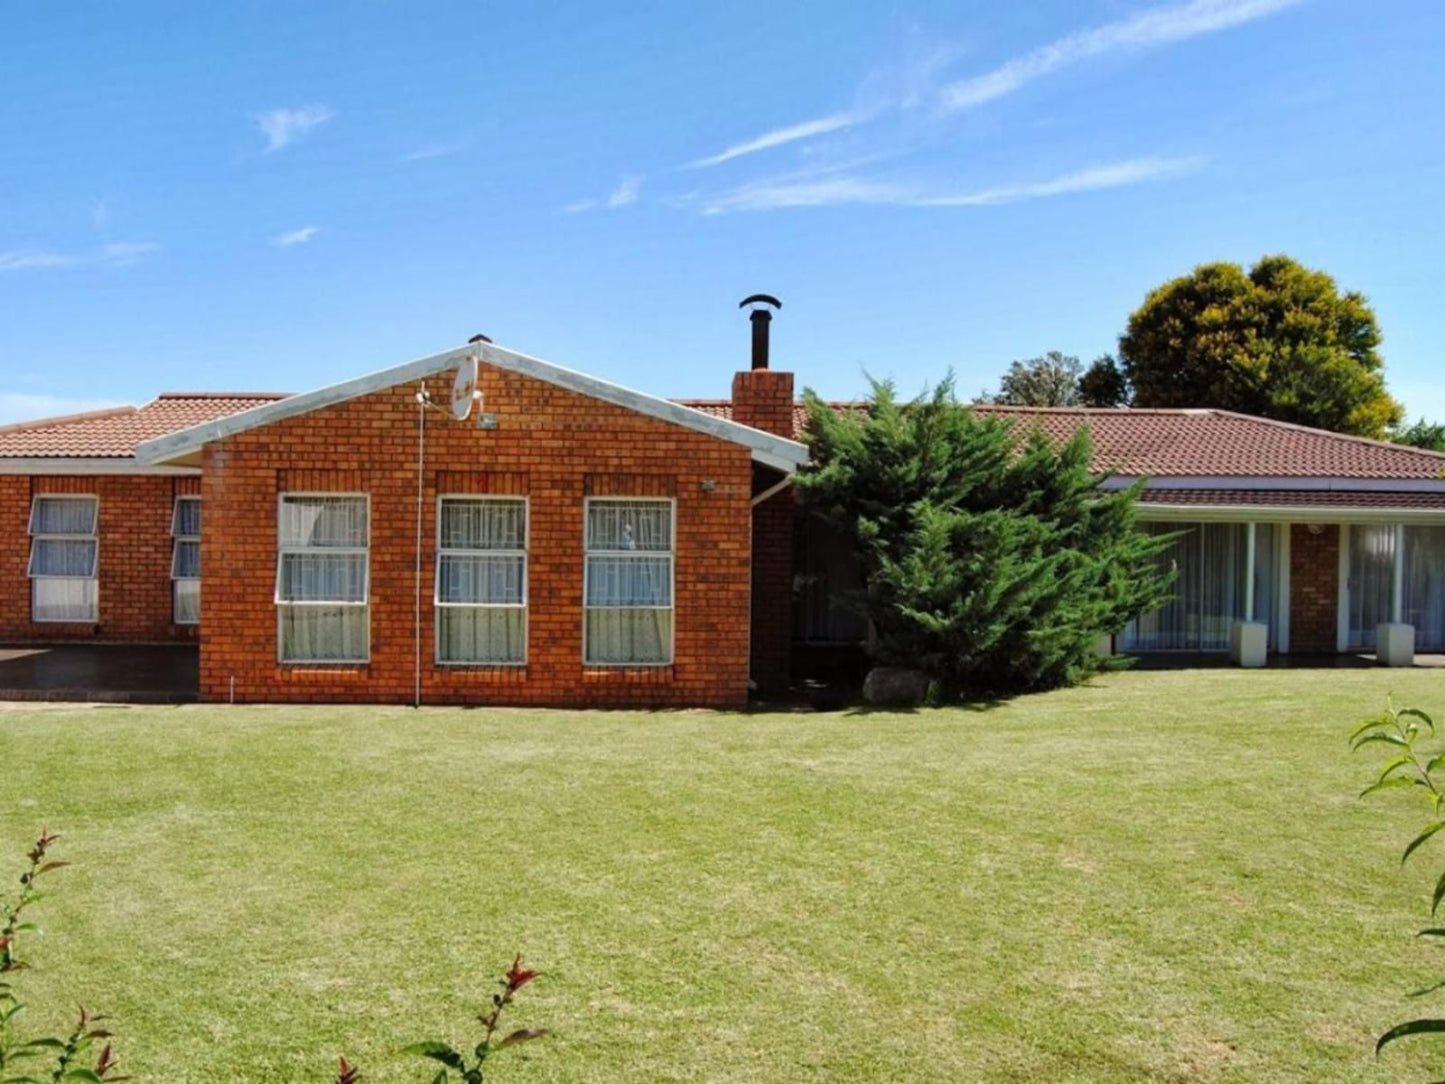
[62,1070,104,1083]
[1354,732,1410,752]
[1404,822,1445,865]
[1408,976,1445,998]
[401,1042,464,1070]
[1378,1018,1445,1053]
[1402,708,1437,734]
[1417,928,1445,939]
[431,1071,447,1084]
[1351,716,1391,743]
[1361,777,1417,799]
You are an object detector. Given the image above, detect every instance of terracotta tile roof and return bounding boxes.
[674,401,1445,481]
[0,393,290,458]
[1138,490,1445,510]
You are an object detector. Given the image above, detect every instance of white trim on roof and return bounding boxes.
[134,340,809,471]
[1104,476,1445,493]
[0,458,200,476]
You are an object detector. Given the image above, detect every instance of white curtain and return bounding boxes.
[32,579,97,623]
[1350,525,1445,650]
[1122,523,1274,651]
[277,496,369,661]
[435,498,528,664]
[30,496,96,535]
[585,500,673,664]
[172,497,201,538]
[28,496,98,622]
[174,579,201,624]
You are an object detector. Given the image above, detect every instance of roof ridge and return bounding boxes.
[1207,409,1445,462]
[0,404,136,436]
[153,392,292,401]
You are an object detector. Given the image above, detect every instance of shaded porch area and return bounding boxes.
[0,644,198,703]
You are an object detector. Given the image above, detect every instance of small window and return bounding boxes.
[171,496,201,624]
[275,495,369,663]
[583,498,673,665]
[27,495,99,622]
[435,497,527,664]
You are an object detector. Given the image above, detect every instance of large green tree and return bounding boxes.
[797,376,1174,699]
[1119,255,1402,437]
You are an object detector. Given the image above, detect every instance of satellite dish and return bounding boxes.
[450,355,479,421]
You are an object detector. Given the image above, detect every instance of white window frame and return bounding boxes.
[171,496,201,625]
[434,495,529,666]
[275,492,371,664]
[582,495,676,667]
[27,494,99,623]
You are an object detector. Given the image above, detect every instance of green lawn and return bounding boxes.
[2,670,1445,1082]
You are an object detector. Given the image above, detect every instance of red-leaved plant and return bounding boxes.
[0,829,129,1082]
[391,955,550,1083]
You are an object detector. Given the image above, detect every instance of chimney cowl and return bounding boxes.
[739,294,781,371]
[468,333,492,345]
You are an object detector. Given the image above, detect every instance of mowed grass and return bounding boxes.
[2,670,1445,1082]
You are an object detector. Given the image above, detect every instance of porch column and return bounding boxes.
[1231,521,1268,668]
[1378,522,1416,667]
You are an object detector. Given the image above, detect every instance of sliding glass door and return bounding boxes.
[1121,522,1277,652]
[1347,525,1445,650]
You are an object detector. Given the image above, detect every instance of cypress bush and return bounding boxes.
[796,376,1174,698]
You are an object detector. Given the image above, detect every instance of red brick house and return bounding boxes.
[4,317,1445,705]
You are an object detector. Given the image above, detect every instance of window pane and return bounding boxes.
[173,498,201,537]
[585,608,671,664]
[586,501,671,551]
[279,497,367,547]
[440,499,525,550]
[33,578,97,622]
[29,538,97,577]
[1348,525,1395,649]
[585,556,671,606]
[31,497,96,536]
[172,539,201,579]
[278,553,367,602]
[438,607,525,663]
[438,554,524,604]
[174,579,201,624]
[279,605,369,661]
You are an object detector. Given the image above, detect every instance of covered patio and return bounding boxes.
[0,644,198,703]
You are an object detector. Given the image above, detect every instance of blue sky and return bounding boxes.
[2,0,1442,425]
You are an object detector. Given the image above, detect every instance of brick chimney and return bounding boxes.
[733,295,794,695]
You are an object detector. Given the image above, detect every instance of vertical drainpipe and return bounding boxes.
[1244,522,1257,624]
[1391,523,1406,625]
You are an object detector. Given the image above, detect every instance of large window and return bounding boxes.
[275,495,369,662]
[1347,525,1445,650]
[584,498,673,665]
[1121,522,1276,651]
[171,496,201,624]
[27,495,99,622]
[435,497,528,664]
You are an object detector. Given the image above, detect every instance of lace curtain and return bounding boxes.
[1349,525,1445,650]
[584,500,673,664]
[436,498,527,664]
[28,496,98,622]
[276,496,369,661]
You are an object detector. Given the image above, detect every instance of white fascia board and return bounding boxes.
[0,458,200,476]
[135,340,810,471]
[1138,504,1445,525]
[1102,475,1445,493]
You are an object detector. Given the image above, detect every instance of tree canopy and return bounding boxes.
[1119,255,1401,438]
[1393,419,1445,453]
[796,376,1173,699]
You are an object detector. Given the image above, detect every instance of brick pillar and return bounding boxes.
[1289,523,1340,654]
[732,368,795,692]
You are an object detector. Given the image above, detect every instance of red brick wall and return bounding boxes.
[1290,523,1340,653]
[0,474,199,643]
[199,363,755,707]
[731,369,795,692]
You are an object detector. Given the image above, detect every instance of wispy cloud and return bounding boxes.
[255,104,334,152]
[562,175,645,214]
[607,175,642,208]
[401,141,464,162]
[686,110,867,170]
[272,225,319,247]
[941,0,1303,111]
[0,241,160,272]
[694,155,1203,214]
[0,393,127,426]
[914,155,1206,205]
